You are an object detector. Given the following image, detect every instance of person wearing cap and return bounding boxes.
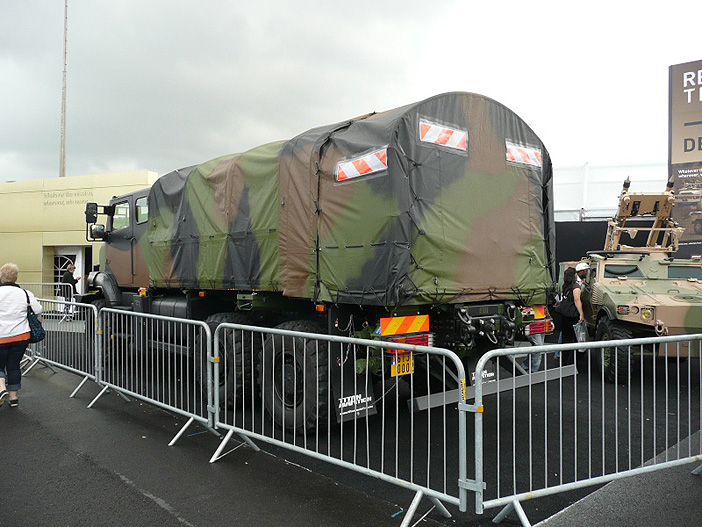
[575,262,589,288]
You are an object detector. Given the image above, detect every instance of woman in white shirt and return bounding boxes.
[0,262,42,407]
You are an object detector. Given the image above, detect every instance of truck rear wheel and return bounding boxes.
[195,312,259,408]
[595,318,633,384]
[258,320,328,434]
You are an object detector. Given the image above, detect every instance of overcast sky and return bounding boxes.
[1,1,700,181]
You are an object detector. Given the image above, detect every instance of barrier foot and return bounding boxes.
[169,417,195,447]
[210,429,236,463]
[21,358,42,376]
[237,432,260,452]
[69,376,90,398]
[493,500,531,527]
[400,490,424,527]
[429,497,452,518]
[87,385,109,408]
[115,390,131,403]
[692,464,702,476]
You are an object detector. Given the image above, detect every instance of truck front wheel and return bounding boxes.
[258,320,328,434]
[595,317,633,384]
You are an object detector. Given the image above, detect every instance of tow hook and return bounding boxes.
[655,321,668,336]
[502,318,516,343]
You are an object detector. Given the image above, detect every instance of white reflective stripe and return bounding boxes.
[418,119,467,151]
[335,148,388,181]
[505,141,542,167]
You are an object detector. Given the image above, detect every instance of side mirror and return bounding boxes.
[89,224,107,240]
[85,202,99,224]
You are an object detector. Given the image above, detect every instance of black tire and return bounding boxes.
[195,312,259,408]
[694,221,702,235]
[98,305,133,386]
[595,317,633,384]
[258,320,329,434]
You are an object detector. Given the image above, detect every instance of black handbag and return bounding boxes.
[23,290,46,343]
[555,288,579,318]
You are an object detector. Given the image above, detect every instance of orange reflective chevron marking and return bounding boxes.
[531,305,546,319]
[505,141,542,167]
[335,148,388,182]
[419,119,467,151]
[380,315,430,336]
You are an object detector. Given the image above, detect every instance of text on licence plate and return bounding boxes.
[391,353,414,377]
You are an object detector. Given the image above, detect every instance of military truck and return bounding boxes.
[83,92,555,423]
[568,178,702,383]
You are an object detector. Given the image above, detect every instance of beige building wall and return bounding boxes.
[0,171,158,289]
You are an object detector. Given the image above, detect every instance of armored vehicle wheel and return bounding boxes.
[195,312,259,409]
[595,318,633,384]
[258,320,328,434]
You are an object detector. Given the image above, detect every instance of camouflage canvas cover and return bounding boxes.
[147,92,555,307]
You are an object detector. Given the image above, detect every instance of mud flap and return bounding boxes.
[330,343,378,423]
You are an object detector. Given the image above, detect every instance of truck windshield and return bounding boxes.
[668,266,702,279]
[135,197,148,224]
[604,265,643,278]
[111,202,130,230]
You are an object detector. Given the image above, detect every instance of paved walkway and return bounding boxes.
[3,364,701,526]
[0,366,417,527]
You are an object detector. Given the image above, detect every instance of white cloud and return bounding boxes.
[1,0,701,180]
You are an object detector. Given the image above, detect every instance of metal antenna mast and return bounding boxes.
[59,0,68,177]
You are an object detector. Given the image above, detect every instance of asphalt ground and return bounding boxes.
[0,366,413,527]
[2,361,701,527]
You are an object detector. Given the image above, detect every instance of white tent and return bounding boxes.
[553,162,667,222]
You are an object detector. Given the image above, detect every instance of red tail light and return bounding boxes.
[384,333,433,353]
[525,319,554,336]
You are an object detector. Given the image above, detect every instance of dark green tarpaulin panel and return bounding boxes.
[147,92,554,307]
[148,142,284,290]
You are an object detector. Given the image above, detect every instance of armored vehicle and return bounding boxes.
[83,92,555,425]
[567,178,702,383]
[675,181,702,209]
[689,210,702,235]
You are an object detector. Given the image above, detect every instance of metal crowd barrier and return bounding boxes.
[87,308,217,445]
[18,282,74,301]
[210,322,470,527]
[472,334,702,526]
[22,298,99,398]
[19,303,702,525]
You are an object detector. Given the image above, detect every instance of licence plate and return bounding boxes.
[391,353,414,377]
